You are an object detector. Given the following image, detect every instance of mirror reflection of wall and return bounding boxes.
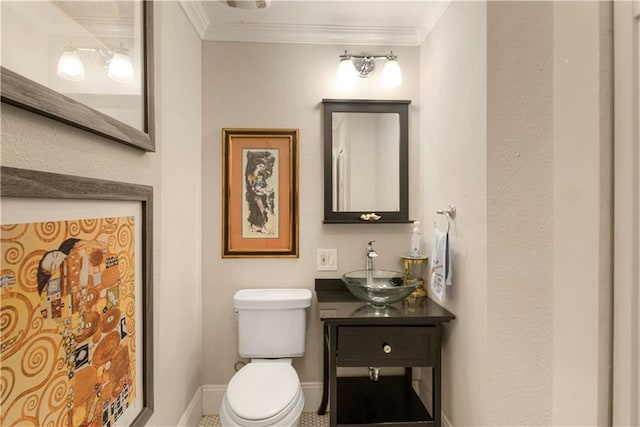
[1,1,144,130]
[332,112,400,212]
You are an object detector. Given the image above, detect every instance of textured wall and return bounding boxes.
[613,2,640,424]
[552,2,612,425]
[419,2,488,424]
[486,2,554,424]
[153,2,204,425]
[420,2,612,425]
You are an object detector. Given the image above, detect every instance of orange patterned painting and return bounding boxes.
[1,217,136,427]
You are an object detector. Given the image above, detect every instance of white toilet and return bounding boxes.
[220,288,312,427]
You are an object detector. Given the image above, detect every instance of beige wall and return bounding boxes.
[613,1,640,425]
[419,2,488,424]
[420,1,612,425]
[552,3,612,425]
[154,2,203,425]
[0,2,203,425]
[487,2,554,423]
[201,42,421,387]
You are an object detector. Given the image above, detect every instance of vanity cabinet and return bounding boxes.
[316,279,455,427]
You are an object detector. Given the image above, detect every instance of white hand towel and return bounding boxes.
[431,229,452,303]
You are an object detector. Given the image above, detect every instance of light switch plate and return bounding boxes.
[317,248,338,271]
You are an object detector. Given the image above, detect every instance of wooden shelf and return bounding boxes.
[336,376,433,426]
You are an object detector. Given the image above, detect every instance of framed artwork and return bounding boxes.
[0,1,155,152]
[0,167,154,426]
[222,128,299,258]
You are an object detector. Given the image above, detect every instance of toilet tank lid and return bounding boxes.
[234,288,312,309]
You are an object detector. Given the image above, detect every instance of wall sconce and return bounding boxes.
[57,45,134,83]
[337,50,403,89]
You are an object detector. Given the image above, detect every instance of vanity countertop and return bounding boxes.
[315,278,455,324]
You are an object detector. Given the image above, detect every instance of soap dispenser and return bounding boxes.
[410,221,421,257]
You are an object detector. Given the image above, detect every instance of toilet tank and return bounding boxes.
[234,288,312,358]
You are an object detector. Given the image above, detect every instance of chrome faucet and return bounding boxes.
[366,241,378,271]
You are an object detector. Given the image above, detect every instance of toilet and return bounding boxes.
[220,288,312,427]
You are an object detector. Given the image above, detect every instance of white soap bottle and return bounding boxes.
[410,221,421,257]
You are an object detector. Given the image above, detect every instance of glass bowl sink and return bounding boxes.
[341,270,420,307]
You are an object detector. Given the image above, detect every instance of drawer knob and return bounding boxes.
[383,343,392,354]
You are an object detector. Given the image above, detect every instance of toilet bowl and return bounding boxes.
[220,360,304,427]
[219,289,312,427]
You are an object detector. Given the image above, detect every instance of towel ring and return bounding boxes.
[434,205,456,233]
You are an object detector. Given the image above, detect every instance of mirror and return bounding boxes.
[1,0,154,151]
[322,99,410,223]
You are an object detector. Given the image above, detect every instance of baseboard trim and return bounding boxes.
[202,384,227,415]
[301,382,325,413]
[177,386,203,427]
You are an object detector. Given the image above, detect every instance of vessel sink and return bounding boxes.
[341,270,420,307]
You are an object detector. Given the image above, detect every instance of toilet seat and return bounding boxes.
[222,387,303,427]
[222,362,304,427]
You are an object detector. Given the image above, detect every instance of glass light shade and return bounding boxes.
[57,50,85,81]
[108,52,134,83]
[337,58,357,89]
[381,59,402,88]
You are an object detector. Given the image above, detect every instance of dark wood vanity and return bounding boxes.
[315,279,455,427]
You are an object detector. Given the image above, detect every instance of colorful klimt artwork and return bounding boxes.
[243,149,280,238]
[0,217,136,427]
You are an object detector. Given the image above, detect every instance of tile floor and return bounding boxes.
[198,412,329,427]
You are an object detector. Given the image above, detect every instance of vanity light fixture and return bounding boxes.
[337,50,403,88]
[107,49,135,83]
[57,45,134,83]
[56,48,85,82]
[337,55,358,89]
[226,0,271,8]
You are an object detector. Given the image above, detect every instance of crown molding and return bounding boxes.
[178,0,209,40]
[205,22,421,46]
[196,0,452,46]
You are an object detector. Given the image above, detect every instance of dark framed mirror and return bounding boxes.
[322,99,411,223]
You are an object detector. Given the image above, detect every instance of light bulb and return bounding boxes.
[381,58,402,88]
[108,52,134,83]
[337,58,357,89]
[57,50,85,81]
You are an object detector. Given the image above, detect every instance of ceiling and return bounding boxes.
[186,0,451,45]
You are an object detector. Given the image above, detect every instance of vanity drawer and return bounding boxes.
[337,325,437,367]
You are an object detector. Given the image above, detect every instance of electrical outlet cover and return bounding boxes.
[317,248,338,271]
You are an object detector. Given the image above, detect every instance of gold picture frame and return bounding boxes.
[222,128,299,258]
